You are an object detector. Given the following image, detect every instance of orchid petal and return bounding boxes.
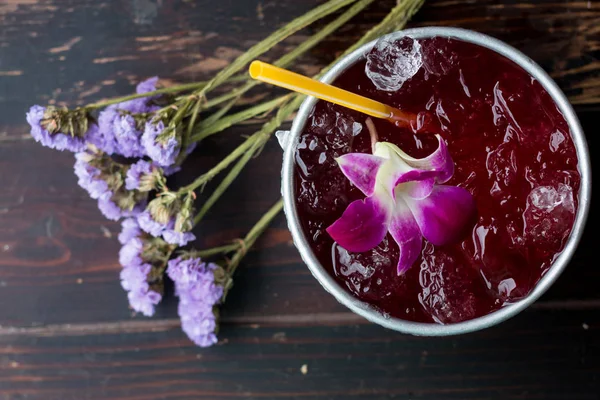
[400,178,436,200]
[375,135,454,184]
[336,153,385,196]
[326,196,391,253]
[388,198,423,275]
[374,145,437,199]
[405,185,476,246]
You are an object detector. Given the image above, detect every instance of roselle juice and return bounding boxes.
[294,37,580,324]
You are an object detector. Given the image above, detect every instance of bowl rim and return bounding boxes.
[280,27,591,336]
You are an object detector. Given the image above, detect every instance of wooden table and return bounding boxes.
[0,1,598,398]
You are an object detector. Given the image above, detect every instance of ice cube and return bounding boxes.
[324,112,357,153]
[352,122,362,136]
[332,238,394,297]
[523,183,576,249]
[365,35,423,92]
[336,246,376,278]
[529,184,574,212]
[417,250,477,324]
[486,141,519,197]
[549,130,566,152]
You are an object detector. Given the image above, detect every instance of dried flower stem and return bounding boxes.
[86,82,208,109]
[226,199,283,276]
[190,95,290,142]
[191,243,241,258]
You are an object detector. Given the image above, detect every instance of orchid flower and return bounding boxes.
[326,121,476,275]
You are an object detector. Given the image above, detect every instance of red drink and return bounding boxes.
[294,37,580,324]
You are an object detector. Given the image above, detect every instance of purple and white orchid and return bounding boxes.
[326,126,476,275]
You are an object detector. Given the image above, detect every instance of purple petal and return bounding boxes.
[119,237,144,267]
[392,170,437,201]
[136,76,159,95]
[118,218,142,245]
[326,196,391,253]
[380,136,454,184]
[400,178,435,200]
[127,285,161,316]
[97,192,123,221]
[405,185,476,246]
[120,263,151,291]
[137,211,167,237]
[388,199,423,274]
[125,159,153,190]
[405,135,454,183]
[336,153,385,196]
[163,230,196,246]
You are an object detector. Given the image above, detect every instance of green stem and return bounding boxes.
[191,95,289,142]
[203,0,374,110]
[184,99,202,146]
[179,132,262,194]
[226,199,283,276]
[196,0,358,97]
[192,243,241,258]
[171,100,193,127]
[86,82,208,109]
[196,98,238,135]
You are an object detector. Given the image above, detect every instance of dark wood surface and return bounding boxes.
[0,0,598,398]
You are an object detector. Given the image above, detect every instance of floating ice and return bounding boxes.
[529,184,574,212]
[418,250,477,324]
[365,35,423,92]
[523,183,575,248]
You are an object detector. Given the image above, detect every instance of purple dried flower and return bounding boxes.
[113,113,145,158]
[180,305,218,347]
[120,263,152,291]
[119,237,144,267]
[125,160,153,190]
[98,191,145,221]
[137,210,167,237]
[90,77,160,156]
[97,192,124,221]
[118,221,163,317]
[93,106,148,157]
[167,257,223,347]
[141,120,180,167]
[90,106,119,155]
[27,105,90,152]
[127,284,162,317]
[118,218,142,245]
[74,152,109,199]
[162,229,196,246]
[136,76,159,96]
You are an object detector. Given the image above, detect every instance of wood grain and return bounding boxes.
[0,309,598,399]
[0,0,599,398]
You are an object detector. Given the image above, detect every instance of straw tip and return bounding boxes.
[249,61,263,79]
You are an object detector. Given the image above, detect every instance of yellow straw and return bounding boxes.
[249,60,416,127]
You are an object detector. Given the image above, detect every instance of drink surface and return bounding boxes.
[294,36,580,324]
